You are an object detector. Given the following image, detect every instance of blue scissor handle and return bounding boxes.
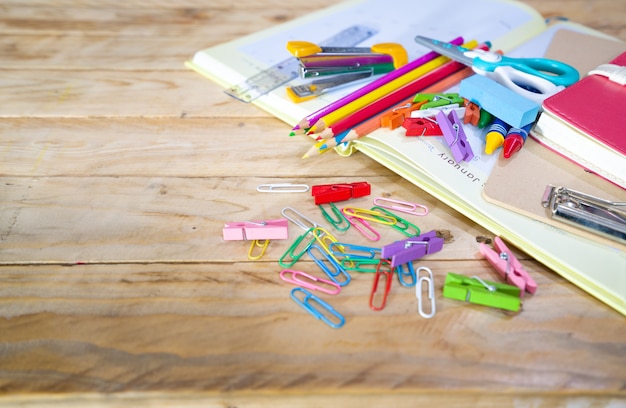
[473,54,579,87]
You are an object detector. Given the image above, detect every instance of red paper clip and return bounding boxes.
[311,181,371,205]
[369,259,393,311]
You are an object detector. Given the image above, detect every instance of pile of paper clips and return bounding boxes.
[223,181,536,329]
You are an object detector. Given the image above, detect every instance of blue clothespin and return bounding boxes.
[290,287,345,329]
[436,109,474,162]
[381,230,444,268]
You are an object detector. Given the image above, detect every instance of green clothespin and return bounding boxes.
[442,272,521,311]
[413,93,465,109]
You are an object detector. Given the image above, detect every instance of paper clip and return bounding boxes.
[436,109,474,163]
[256,183,310,193]
[281,207,323,231]
[346,215,381,241]
[415,266,436,318]
[381,230,444,268]
[311,182,371,205]
[394,262,417,287]
[341,206,396,225]
[369,259,393,311]
[290,287,345,329]
[373,197,428,216]
[248,239,270,260]
[223,218,289,241]
[341,258,381,273]
[541,185,626,245]
[479,236,537,296]
[370,206,421,237]
[318,202,351,232]
[307,244,351,286]
[278,228,316,268]
[442,272,521,312]
[280,269,341,295]
[311,227,341,262]
[329,242,380,260]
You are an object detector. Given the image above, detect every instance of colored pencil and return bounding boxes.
[305,65,476,158]
[315,54,473,140]
[291,36,464,132]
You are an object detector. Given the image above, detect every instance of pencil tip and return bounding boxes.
[301,153,309,159]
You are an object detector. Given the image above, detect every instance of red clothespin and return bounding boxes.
[402,117,442,136]
[380,100,429,130]
[380,230,444,268]
[479,236,537,296]
[311,181,371,205]
[463,101,480,126]
[436,109,474,163]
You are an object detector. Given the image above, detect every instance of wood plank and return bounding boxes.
[0,262,623,393]
[0,118,376,177]
[0,175,489,263]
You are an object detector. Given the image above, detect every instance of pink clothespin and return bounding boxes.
[222,218,289,241]
[436,109,474,163]
[381,230,444,268]
[479,236,537,296]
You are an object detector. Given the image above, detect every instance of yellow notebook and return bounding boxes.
[186,0,626,315]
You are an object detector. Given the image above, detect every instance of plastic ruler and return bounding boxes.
[225,24,378,102]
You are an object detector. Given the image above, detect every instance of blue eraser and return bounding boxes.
[459,74,540,128]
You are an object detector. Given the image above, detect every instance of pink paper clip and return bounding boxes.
[373,197,428,216]
[346,215,381,241]
[279,269,341,295]
[436,109,474,163]
[222,218,289,241]
[479,236,537,296]
[381,230,444,268]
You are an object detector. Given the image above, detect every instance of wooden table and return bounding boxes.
[1,1,625,406]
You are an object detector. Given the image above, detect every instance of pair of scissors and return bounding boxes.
[415,35,580,103]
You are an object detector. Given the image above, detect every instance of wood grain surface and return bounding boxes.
[0,1,625,406]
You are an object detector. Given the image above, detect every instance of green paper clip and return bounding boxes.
[318,202,351,232]
[413,93,465,109]
[370,206,421,237]
[442,272,521,312]
[278,228,316,268]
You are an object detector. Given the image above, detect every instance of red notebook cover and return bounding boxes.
[542,52,626,156]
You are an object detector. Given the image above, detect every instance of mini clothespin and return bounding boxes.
[311,181,371,205]
[413,93,465,109]
[223,218,289,260]
[462,101,493,129]
[222,218,289,241]
[436,109,474,163]
[380,230,444,268]
[380,100,429,130]
[402,116,442,136]
[479,236,537,296]
[442,272,521,312]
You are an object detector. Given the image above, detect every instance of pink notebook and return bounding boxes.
[542,51,626,156]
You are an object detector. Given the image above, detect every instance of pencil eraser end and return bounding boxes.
[459,75,539,128]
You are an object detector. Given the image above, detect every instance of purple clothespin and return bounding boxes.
[381,230,444,268]
[436,109,474,162]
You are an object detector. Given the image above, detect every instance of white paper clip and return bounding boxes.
[373,197,428,216]
[281,207,324,231]
[257,183,310,193]
[415,266,435,319]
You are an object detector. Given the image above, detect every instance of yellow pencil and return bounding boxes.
[308,54,451,133]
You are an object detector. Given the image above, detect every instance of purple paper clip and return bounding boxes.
[436,109,474,162]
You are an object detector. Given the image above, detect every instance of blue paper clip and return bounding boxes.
[318,202,351,232]
[329,242,381,260]
[290,287,345,329]
[307,244,351,286]
[395,262,417,287]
